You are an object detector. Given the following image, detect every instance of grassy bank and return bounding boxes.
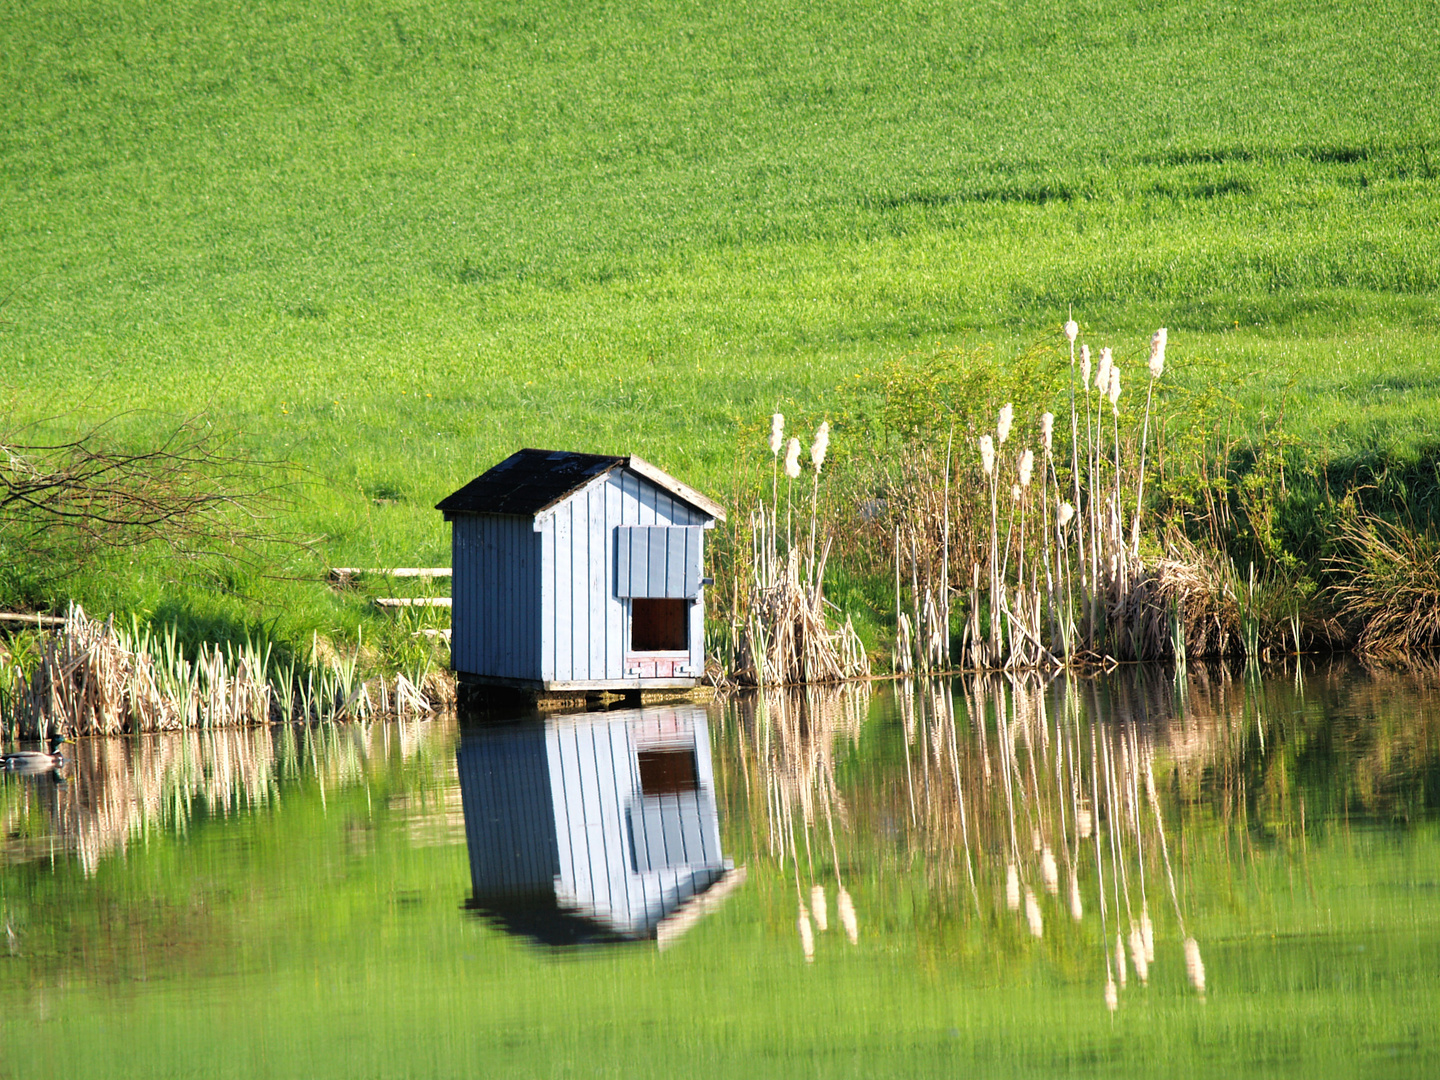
[3,0,1439,662]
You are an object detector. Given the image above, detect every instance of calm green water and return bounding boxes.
[1,663,1437,1078]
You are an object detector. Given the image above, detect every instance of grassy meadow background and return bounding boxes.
[3,0,1440,645]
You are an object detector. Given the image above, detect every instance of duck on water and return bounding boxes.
[1,737,70,775]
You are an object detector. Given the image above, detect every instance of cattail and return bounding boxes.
[1057,501,1075,528]
[1040,845,1059,893]
[811,884,829,932]
[1115,932,1128,987]
[1104,975,1118,1012]
[810,420,830,472]
[838,886,858,944]
[1184,937,1206,995]
[1031,828,1043,853]
[1108,365,1121,410]
[980,435,995,476]
[798,902,815,962]
[1041,412,1054,453]
[1141,906,1154,964]
[1077,807,1093,838]
[1012,483,1021,502]
[1095,347,1112,392]
[1025,890,1044,938]
[1069,871,1084,920]
[1065,318,1079,343]
[1080,344,1092,386]
[1006,862,1021,910]
[1149,328,1167,379]
[769,413,785,455]
[997,403,1013,445]
[1129,926,1149,985]
[1019,449,1034,488]
[784,437,801,479]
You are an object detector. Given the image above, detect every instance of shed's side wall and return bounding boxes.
[537,469,708,683]
[452,513,542,681]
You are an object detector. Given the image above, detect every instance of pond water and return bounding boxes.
[1,661,1437,1078]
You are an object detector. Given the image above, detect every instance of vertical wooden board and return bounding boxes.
[569,494,588,681]
[525,522,541,681]
[553,509,571,682]
[619,470,638,525]
[497,518,510,675]
[552,721,589,903]
[646,528,668,598]
[685,528,703,596]
[599,720,638,919]
[605,478,624,677]
[572,720,610,914]
[588,483,606,680]
[639,475,656,526]
[663,528,687,597]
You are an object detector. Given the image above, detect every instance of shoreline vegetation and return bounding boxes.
[716,323,1440,686]
[8,325,1440,732]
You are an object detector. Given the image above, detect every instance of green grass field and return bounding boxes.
[3,0,1439,644]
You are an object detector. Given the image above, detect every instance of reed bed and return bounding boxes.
[829,323,1298,672]
[1,605,438,739]
[729,416,870,686]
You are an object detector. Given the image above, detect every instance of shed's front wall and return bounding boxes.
[536,468,708,685]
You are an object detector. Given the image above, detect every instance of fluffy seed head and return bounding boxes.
[1129,927,1150,985]
[1095,347,1113,392]
[784,438,801,479]
[1184,937,1206,994]
[980,435,995,477]
[1105,976,1118,1012]
[1149,327,1167,379]
[1025,890,1044,938]
[810,420,830,472]
[997,403,1014,445]
[1069,871,1084,921]
[1057,501,1075,528]
[1078,807,1093,839]
[1019,450,1034,488]
[1108,365,1122,408]
[1041,412,1055,453]
[1080,344,1092,386]
[1141,906,1154,963]
[769,413,784,455]
[1115,932,1128,987]
[810,884,828,932]
[838,887,859,945]
[1064,318,1079,344]
[1012,483,1022,502]
[798,903,815,962]
[1005,862,1021,911]
[1040,845,1059,894]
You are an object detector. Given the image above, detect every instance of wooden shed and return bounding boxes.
[457,707,737,945]
[436,449,726,695]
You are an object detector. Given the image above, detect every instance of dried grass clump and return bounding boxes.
[1106,556,1239,661]
[1329,512,1440,653]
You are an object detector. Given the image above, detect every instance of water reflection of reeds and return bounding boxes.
[728,662,1437,1004]
[0,717,455,875]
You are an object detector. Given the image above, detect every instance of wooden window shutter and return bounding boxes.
[614,526,703,598]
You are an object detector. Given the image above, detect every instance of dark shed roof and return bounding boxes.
[436,448,725,521]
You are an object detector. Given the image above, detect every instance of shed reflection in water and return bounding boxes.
[457,707,736,947]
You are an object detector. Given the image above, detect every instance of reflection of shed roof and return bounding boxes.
[436,448,726,521]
